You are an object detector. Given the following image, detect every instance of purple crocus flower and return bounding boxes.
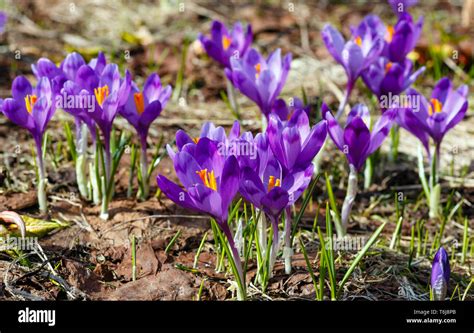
[119,73,172,199]
[239,135,313,273]
[267,108,327,174]
[120,73,172,150]
[355,13,423,64]
[396,77,469,157]
[1,76,56,213]
[0,11,7,33]
[74,63,131,175]
[362,57,425,100]
[431,247,450,300]
[198,20,252,69]
[157,138,243,296]
[325,104,395,171]
[271,97,310,122]
[322,24,384,118]
[225,48,292,118]
[325,104,395,234]
[389,0,418,16]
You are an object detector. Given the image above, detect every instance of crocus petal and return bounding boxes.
[431,77,452,104]
[367,109,396,155]
[139,100,162,130]
[1,98,34,131]
[239,167,266,208]
[61,52,86,81]
[174,150,204,188]
[261,187,289,219]
[219,156,240,217]
[143,73,162,104]
[298,120,327,169]
[12,76,33,101]
[75,65,99,92]
[343,116,371,170]
[157,175,200,212]
[325,111,345,151]
[322,24,345,64]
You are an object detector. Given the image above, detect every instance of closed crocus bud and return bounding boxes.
[431,247,450,300]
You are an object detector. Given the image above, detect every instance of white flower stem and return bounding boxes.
[341,164,358,235]
[35,138,47,214]
[76,123,90,199]
[139,143,149,200]
[283,207,293,275]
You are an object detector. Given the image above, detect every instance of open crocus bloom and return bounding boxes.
[325,104,396,171]
[157,138,240,226]
[225,48,292,117]
[267,108,327,174]
[240,154,313,221]
[1,76,55,149]
[362,57,425,98]
[119,73,172,147]
[431,247,450,300]
[396,77,469,154]
[322,24,384,91]
[198,20,253,69]
[355,13,423,64]
[74,63,131,143]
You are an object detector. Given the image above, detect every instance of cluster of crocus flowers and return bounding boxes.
[322,0,424,119]
[396,77,469,218]
[359,12,424,105]
[1,76,56,213]
[1,50,171,219]
[157,136,244,298]
[322,23,384,118]
[324,105,396,236]
[119,73,172,199]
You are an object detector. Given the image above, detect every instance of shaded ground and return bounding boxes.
[0,0,473,300]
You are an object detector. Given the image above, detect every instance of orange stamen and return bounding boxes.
[355,36,362,47]
[222,36,232,51]
[385,25,395,43]
[196,169,217,191]
[134,92,145,115]
[267,175,281,192]
[385,62,393,73]
[428,98,443,116]
[24,95,37,114]
[255,63,261,79]
[192,137,200,144]
[94,85,109,107]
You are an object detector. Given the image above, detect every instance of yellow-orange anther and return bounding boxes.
[196,169,217,191]
[94,85,109,107]
[222,36,232,50]
[24,95,37,114]
[428,98,443,116]
[385,25,395,43]
[267,175,281,192]
[255,63,261,79]
[355,36,362,47]
[385,62,393,73]
[192,137,200,144]
[134,92,145,114]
